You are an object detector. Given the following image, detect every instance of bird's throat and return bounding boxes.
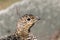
[16,24,33,38]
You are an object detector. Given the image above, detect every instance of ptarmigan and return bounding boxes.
[0,14,40,40]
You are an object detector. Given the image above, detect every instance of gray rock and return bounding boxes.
[0,0,60,40]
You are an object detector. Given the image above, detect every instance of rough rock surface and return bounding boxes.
[0,0,60,40]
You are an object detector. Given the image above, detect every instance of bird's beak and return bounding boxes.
[36,16,40,20]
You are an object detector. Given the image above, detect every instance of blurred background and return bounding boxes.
[0,0,20,10]
[0,0,60,40]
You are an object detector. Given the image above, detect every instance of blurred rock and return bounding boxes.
[0,0,60,40]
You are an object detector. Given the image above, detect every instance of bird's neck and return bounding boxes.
[15,21,33,38]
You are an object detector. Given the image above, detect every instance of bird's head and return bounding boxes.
[21,14,40,25]
[17,14,40,32]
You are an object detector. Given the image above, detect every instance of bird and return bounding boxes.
[0,14,40,40]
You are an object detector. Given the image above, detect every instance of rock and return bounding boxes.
[0,0,60,40]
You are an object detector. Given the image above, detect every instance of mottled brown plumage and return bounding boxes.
[0,14,40,40]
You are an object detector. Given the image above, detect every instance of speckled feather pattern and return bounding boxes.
[0,34,21,40]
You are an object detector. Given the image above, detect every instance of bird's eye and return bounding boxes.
[27,18,30,21]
